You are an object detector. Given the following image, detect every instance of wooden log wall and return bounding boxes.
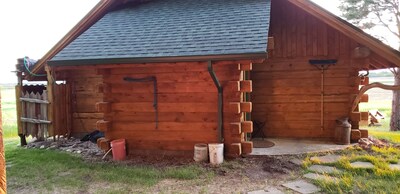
[251,0,364,139]
[95,61,252,156]
[66,69,104,137]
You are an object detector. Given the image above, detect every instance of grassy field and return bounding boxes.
[1,85,17,138]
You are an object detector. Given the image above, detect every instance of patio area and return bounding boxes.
[248,138,354,156]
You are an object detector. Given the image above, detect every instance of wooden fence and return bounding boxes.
[18,84,71,140]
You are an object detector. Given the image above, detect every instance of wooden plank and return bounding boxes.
[20,98,49,104]
[229,103,241,114]
[15,85,23,134]
[359,76,369,85]
[45,65,55,140]
[252,112,347,122]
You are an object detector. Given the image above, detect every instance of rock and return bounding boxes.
[389,164,400,171]
[303,173,339,183]
[76,150,82,154]
[40,145,45,149]
[290,158,304,166]
[282,180,320,194]
[350,161,374,169]
[308,165,342,174]
[310,155,341,164]
[66,149,73,152]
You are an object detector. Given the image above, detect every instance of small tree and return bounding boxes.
[339,0,400,131]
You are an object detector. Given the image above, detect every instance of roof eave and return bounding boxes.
[287,0,400,69]
[48,53,268,66]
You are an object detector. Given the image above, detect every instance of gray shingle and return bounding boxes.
[51,0,271,63]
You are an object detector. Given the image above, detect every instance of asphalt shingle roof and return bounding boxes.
[50,0,271,64]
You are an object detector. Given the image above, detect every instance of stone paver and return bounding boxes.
[350,161,374,169]
[290,158,304,166]
[309,164,342,174]
[310,154,341,163]
[389,164,400,171]
[304,173,339,183]
[282,180,321,194]
[248,187,284,194]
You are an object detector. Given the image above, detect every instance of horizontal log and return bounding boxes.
[360,94,369,103]
[260,121,336,131]
[251,69,357,79]
[111,102,241,113]
[252,112,349,122]
[73,113,103,119]
[252,86,356,95]
[252,102,350,113]
[96,102,111,113]
[240,102,252,113]
[20,98,49,104]
[251,94,351,104]
[263,129,331,138]
[240,63,252,71]
[241,141,253,154]
[72,118,98,133]
[350,112,361,122]
[252,60,356,72]
[112,122,217,132]
[241,121,253,133]
[252,77,357,87]
[96,120,111,132]
[104,71,242,84]
[360,112,369,121]
[230,123,241,135]
[226,143,242,158]
[106,131,218,142]
[110,112,241,123]
[21,117,51,124]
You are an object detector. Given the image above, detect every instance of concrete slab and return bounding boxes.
[250,139,352,156]
[389,164,400,171]
[309,165,342,174]
[303,173,339,183]
[310,155,341,164]
[282,180,321,194]
[350,161,374,169]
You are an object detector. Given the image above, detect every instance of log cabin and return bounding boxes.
[16,0,400,157]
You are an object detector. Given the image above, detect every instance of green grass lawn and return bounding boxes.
[4,138,209,193]
[1,85,17,138]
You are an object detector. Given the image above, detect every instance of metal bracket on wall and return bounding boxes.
[123,76,158,129]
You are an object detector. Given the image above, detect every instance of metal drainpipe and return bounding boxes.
[207,61,224,143]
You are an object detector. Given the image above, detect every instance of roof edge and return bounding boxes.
[48,53,268,66]
[287,0,400,68]
[27,0,118,80]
